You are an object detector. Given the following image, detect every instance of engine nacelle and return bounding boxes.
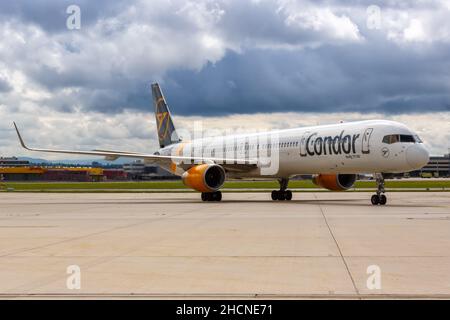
[182,164,226,192]
[312,174,357,191]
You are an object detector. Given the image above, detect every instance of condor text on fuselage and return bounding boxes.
[300,130,361,157]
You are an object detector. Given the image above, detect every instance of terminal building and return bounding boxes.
[0,157,177,181]
[0,166,110,182]
[409,154,450,178]
[0,156,128,182]
[123,160,178,180]
[0,157,30,167]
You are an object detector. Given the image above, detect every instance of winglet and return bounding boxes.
[13,122,29,150]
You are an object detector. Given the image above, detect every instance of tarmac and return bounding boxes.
[0,191,449,299]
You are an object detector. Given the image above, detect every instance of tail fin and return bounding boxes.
[151,83,180,148]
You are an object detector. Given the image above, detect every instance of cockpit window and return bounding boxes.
[382,134,400,144]
[414,135,423,143]
[383,134,421,144]
[400,135,415,143]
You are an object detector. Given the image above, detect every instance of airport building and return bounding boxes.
[0,157,30,167]
[122,161,145,179]
[0,156,176,181]
[0,156,128,181]
[0,167,107,182]
[410,154,450,177]
[123,160,178,180]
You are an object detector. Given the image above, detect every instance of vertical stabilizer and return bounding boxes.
[151,83,180,148]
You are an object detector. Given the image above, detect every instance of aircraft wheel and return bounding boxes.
[371,194,380,205]
[202,191,222,202]
[379,194,387,205]
[271,191,278,201]
[271,190,292,201]
[285,190,292,201]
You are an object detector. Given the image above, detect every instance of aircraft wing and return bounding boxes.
[13,122,259,166]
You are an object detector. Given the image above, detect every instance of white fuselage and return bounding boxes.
[157,120,429,178]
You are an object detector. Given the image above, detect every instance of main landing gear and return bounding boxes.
[371,173,387,205]
[271,178,292,201]
[201,191,222,202]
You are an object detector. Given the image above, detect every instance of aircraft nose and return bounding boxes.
[406,145,429,170]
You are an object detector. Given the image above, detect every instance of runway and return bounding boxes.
[0,192,449,299]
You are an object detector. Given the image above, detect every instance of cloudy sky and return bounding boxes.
[0,0,449,159]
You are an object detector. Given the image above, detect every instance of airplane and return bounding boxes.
[13,83,429,205]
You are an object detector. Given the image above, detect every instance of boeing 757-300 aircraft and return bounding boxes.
[14,83,429,205]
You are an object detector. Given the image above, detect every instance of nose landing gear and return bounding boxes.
[371,173,387,205]
[271,178,293,201]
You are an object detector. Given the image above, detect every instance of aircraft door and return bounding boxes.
[362,128,373,154]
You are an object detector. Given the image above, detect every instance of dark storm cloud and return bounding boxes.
[163,41,450,115]
[0,0,449,115]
